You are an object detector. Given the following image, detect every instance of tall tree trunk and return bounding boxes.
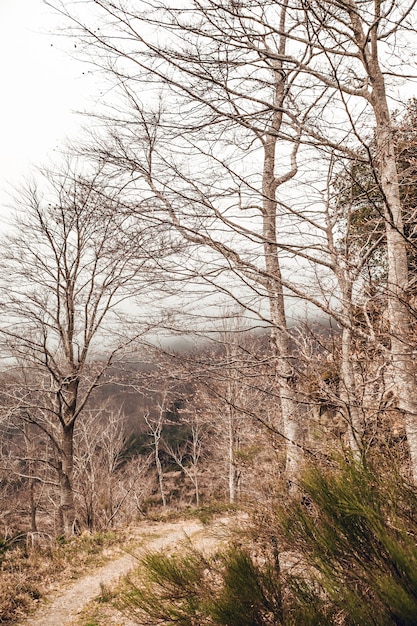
[338,276,363,456]
[340,325,363,457]
[264,194,302,482]
[262,1,303,485]
[24,423,38,533]
[227,404,239,505]
[29,477,38,534]
[154,436,167,508]
[224,341,241,504]
[192,464,200,507]
[349,6,417,481]
[60,421,77,536]
[375,117,417,481]
[190,426,201,507]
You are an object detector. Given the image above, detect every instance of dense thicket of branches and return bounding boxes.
[0,1,416,551]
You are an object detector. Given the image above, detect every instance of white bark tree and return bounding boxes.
[47,0,417,478]
[290,0,417,478]
[47,0,327,485]
[144,408,167,508]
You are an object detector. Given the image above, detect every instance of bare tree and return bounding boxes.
[214,322,260,504]
[0,163,167,535]
[172,322,286,503]
[164,407,205,507]
[0,416,50,537]
[46,0,329,485]
[75,408,153,529]
[46,0,417,478]
[289,0,417,477]
[144,407,167,508]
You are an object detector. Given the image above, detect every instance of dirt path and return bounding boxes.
[16,518,232,626]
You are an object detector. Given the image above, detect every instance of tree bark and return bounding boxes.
[349,3,417,481]
[262,1,303,485]
[59,421,77,536]
[29,477,38,534]
[155,441,166,508]
[227,403,240,505]
[340,324,363,457]
[375,115,417,481]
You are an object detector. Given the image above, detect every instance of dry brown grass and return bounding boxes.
[0,530,124,624]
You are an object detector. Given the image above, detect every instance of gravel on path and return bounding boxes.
[16,520,208,626]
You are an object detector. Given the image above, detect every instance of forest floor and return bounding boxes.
[15,516,238,626]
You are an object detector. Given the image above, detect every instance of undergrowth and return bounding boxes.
[114,457,417,625]
[0,530,122,624]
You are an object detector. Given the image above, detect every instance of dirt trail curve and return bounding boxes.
[16,518,233,626]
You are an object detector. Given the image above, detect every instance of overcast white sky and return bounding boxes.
[0,0,96,221]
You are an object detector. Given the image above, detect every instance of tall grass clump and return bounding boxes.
[117,456,417,625]
[118,543,286,626]
[280,457,417,625]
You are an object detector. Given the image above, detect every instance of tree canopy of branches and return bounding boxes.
[0,164,167,535]
[43,0,417,480]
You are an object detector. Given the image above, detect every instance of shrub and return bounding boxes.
[117,457,417,625]
[118,548,210,625]
[280,458,417,625]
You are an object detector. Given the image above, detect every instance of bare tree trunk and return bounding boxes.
[349,6,417,481]
[376,121,417,480]
[336,274,364,456]
[60,422,77,536]
[190,425,201,507]
[224,339,241,505]
[29,477,38,534]
[154,436,166,508]
[23,423,39,533]
[340,324,363,457]
[262,1,303,485]
[227,406,239,505]
[145,413,167,508]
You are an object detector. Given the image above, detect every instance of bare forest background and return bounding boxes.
[1,0,417,550]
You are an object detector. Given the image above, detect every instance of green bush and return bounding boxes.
[281,459,417,625]
[118,543,286,626]
[209,546,284,626]
[117,458,417,625]
[118,548,210,625]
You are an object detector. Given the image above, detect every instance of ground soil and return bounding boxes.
[15,517,236,626]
